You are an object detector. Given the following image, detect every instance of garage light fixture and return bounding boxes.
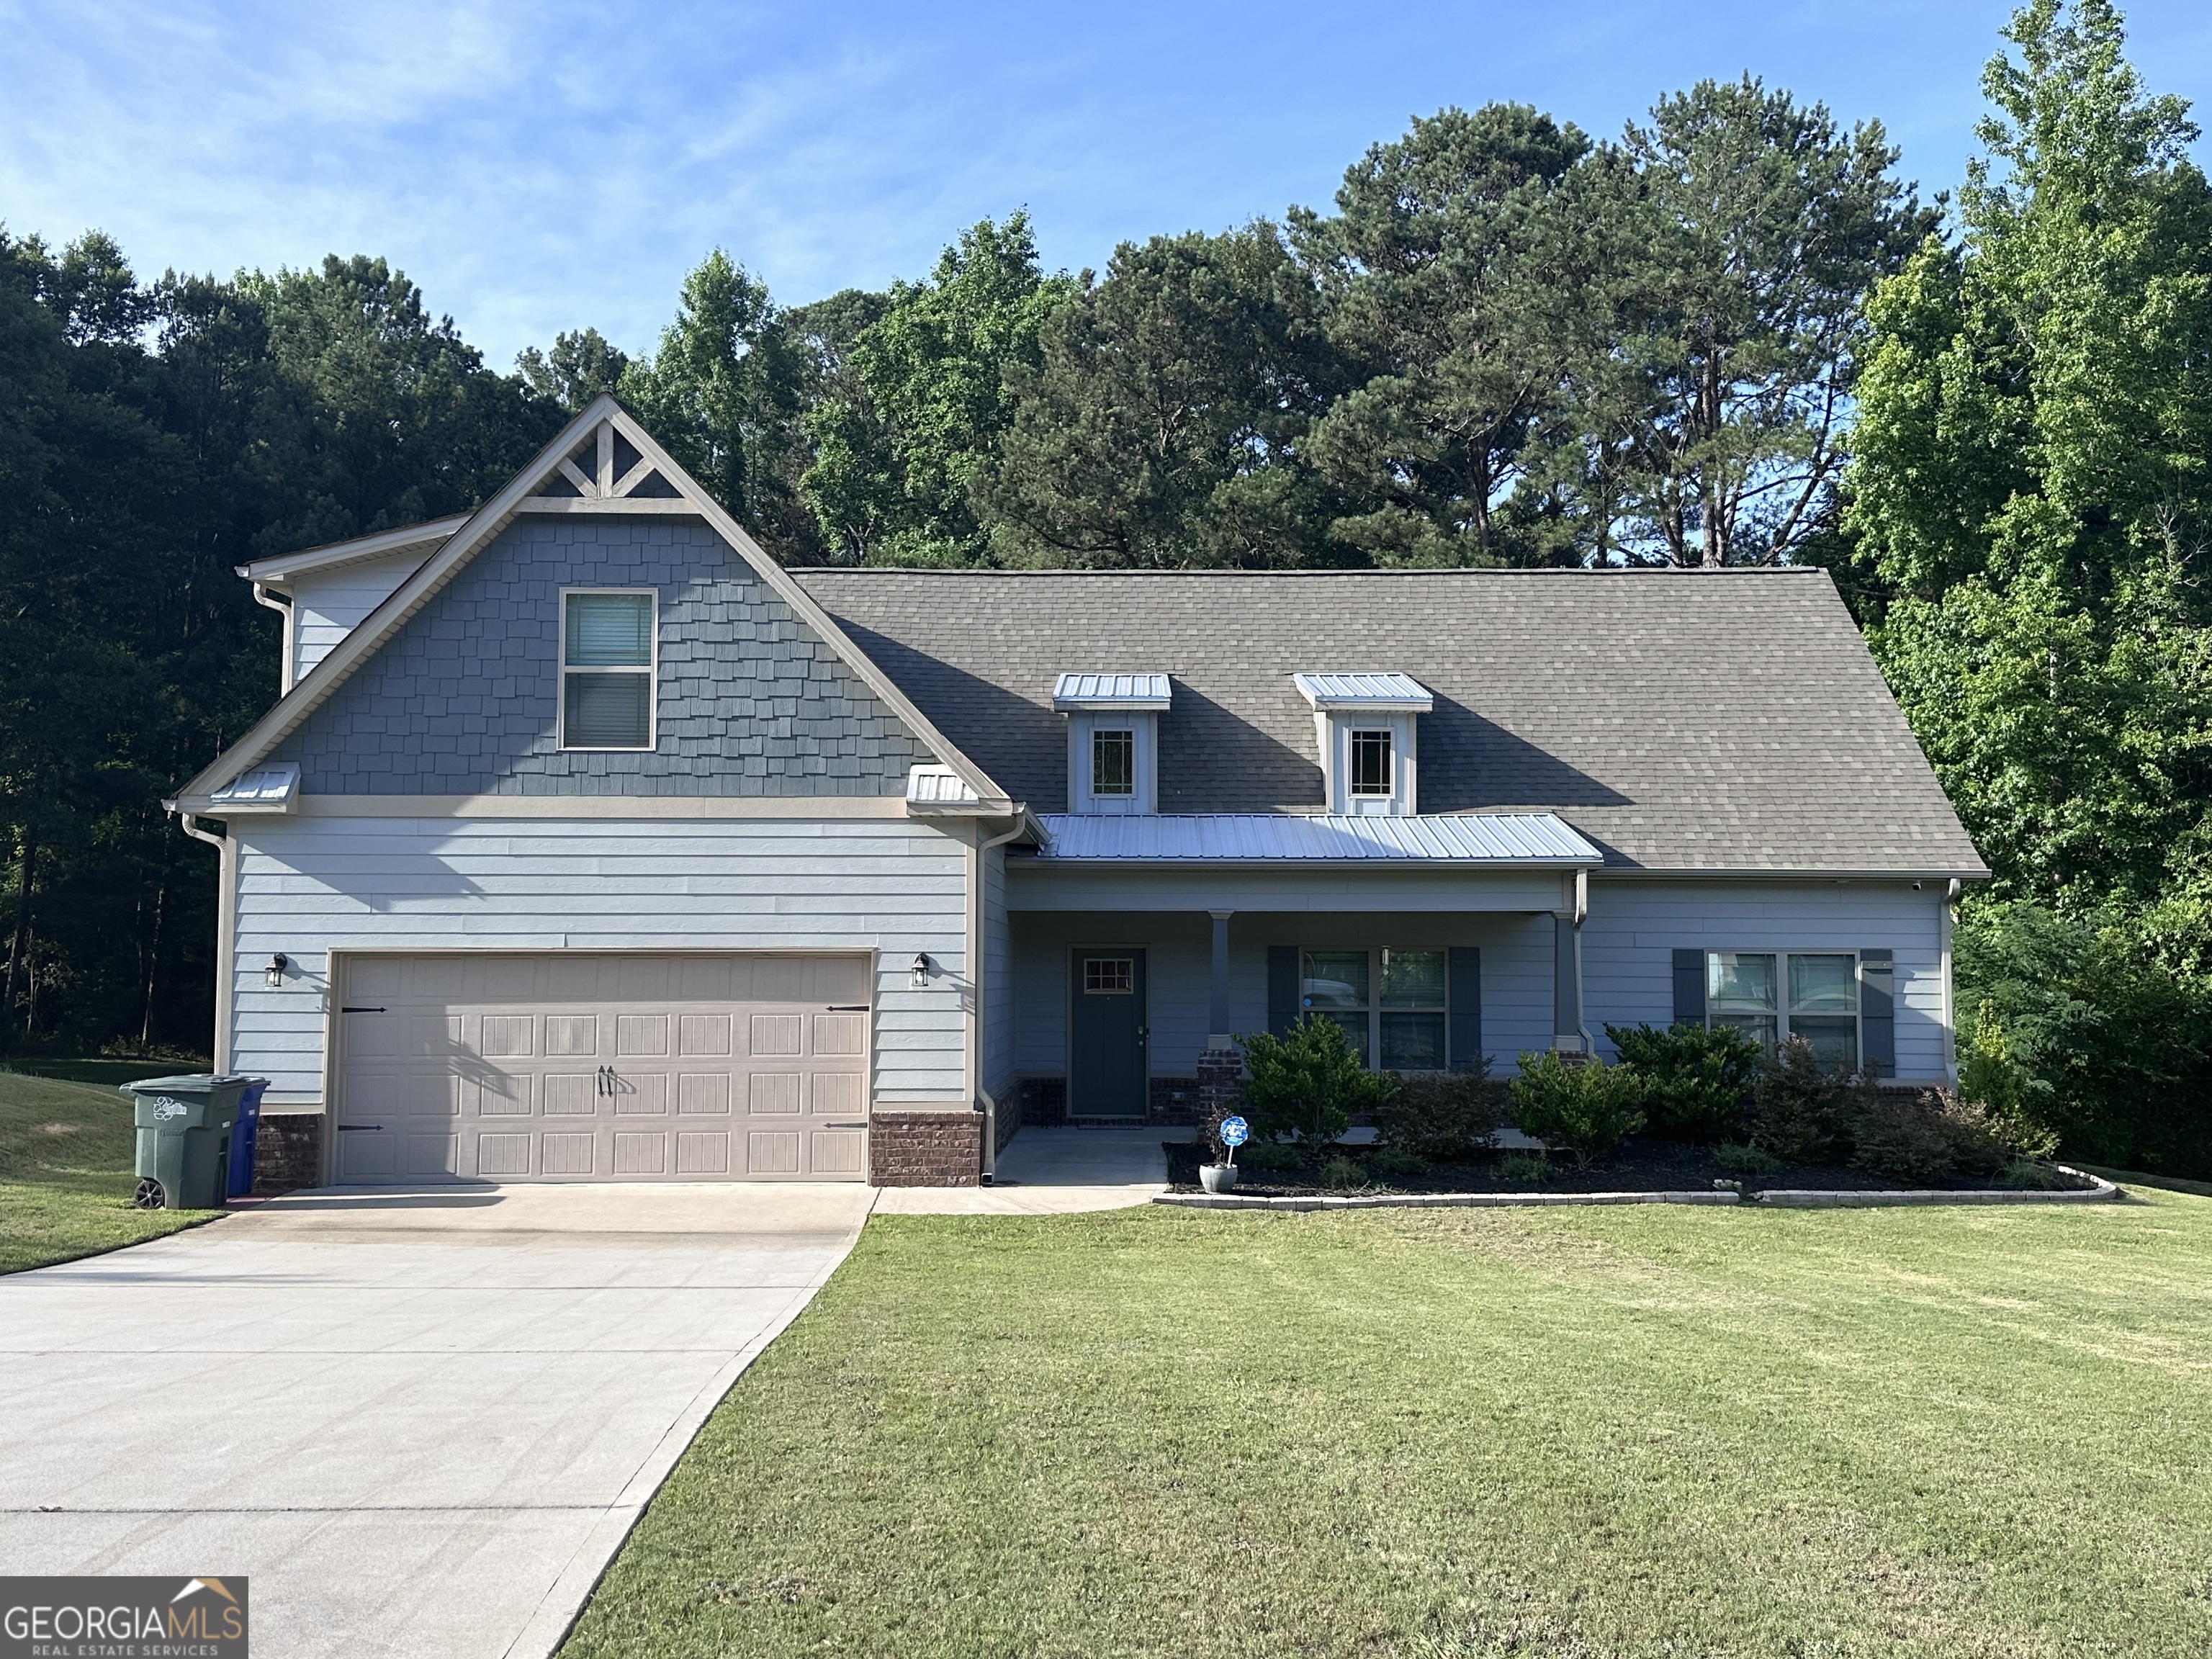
[265,953,289,989]
[911,952,930,988]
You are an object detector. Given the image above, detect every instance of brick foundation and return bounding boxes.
[253,1113,325,1195]
[993,1097,1022,1156]
[870,1111,984,1187]
[1147,1076,1202,1123]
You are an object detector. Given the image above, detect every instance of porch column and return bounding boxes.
[1552,911,1584,1053]
[1207,909,1233,1048]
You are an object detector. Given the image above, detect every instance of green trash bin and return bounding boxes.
[119,1074,258,1210]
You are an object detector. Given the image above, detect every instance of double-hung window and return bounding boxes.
[1300,948,1448,1069]
[561,590,657,750]
[1707,950,1861,1069]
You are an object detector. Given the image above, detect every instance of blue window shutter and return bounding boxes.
[1861,950,1894,1076]
[1448,947,1483,1072]
[1673,949,1705,1028]
[1267,947,1300,1038]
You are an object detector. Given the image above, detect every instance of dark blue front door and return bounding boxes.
[1069,949,1147,1118]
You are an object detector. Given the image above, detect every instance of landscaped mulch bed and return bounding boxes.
[1162,1136,2097,1197]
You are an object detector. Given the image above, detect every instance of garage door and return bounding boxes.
[333,953,871,1183]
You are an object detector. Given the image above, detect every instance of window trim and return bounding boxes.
[1298,946,1450,1071]
[1066,710,1157,813]
[1703,948,1865,1068]
[558,587,659,752]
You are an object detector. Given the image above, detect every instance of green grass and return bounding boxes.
[0,1069,220,1274]
[567,1190,2212,1658]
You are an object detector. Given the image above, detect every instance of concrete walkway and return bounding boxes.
[0,1183,873,1659]
[876,1125,1187,1215]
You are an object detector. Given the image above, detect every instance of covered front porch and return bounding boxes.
[997,814,1605,1127]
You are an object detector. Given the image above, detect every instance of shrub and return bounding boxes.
[1236,1141,1302,1173]
[1498,1150,1550,1183]
[1370,1146,1425,1178]
[1713,1141,1779,1177]
[1236,1016,1396,1146]
[1375,1068,1509,1161]
[1509,1051,1646,1166]
[1318,1155,1367,1190]
[1748,1037,1858,1164]
[1849,1088,2013,1185]
[1604,1022,1760,1141]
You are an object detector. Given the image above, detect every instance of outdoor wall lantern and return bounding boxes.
[911,952,930,988]
[265,953,288,989]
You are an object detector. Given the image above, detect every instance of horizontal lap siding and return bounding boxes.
[981,844,1015,1099]
[291,554,427,681]
[230,817,968,1107]
[1579,880,1949,1080]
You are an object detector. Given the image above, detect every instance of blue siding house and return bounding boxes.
[174,398,1990,1187]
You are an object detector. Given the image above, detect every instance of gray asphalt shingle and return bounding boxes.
[795,565,1989,877]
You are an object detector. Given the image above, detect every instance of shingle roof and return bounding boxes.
[793,567,1991,877]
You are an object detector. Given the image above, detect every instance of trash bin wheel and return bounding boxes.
[132,1177,167,1210]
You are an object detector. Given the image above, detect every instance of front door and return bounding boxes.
[1069,949,1147,1118]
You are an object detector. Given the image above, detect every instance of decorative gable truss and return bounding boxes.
[526,420,688,510]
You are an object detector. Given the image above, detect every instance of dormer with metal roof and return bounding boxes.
[1053,672,1171,814]
[1295,672,1433,817]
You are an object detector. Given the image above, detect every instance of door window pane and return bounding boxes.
[1708,952,1778,1010]
[564,674,651,748]
[1792,1015,1859,1070]
[1349,729,1393,795]
[1381,1012,1446,1071]
[1789,954,1858,1013]
[1092,729,1135,796]
[1380,950,1446,1008]
[1083,958,1134,994]
[565,592,653,665]
[1301,951,1369,1010]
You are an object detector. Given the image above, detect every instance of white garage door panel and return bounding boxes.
[336,953,871,1183]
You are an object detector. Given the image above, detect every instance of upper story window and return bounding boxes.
[562,590,657,750]
[1293,673,1433,815]
[1053,673,1171,814]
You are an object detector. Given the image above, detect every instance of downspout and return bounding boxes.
[1573,866,1595,1056]
[969,813,1030,1182]
[252,584,296,694]
[1941,877,1961,1084]
[176,813,235,1074]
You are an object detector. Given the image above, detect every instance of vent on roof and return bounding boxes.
[1051,673,1172,711]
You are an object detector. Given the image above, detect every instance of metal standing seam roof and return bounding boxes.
[204,764,301,811]
[1052,673,1173,709]
[1026,812,1601,863]
[1292,671,1434,710]
[906,765,984,808]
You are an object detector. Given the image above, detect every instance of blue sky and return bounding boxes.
[6,1,2211,368]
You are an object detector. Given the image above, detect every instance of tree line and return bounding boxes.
[3,0,2209,1177]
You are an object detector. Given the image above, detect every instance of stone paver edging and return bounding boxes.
[1155,1166,2121,1211]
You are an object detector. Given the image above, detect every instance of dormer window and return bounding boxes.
[1053,673,1171,814]
[1294,673,1433,816]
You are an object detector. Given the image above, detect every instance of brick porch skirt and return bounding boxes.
[253,1113,325,1195]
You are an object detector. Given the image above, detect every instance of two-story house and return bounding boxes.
[171,397,1990,1188]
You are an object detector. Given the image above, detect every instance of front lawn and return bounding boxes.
[0,1069,220,1274]
[567,1191,2212,1658]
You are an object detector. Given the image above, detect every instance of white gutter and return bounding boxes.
[174,812,235,1073]
[251,584,296,694]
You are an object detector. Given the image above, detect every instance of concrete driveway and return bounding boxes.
[0,1183,873,1659]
